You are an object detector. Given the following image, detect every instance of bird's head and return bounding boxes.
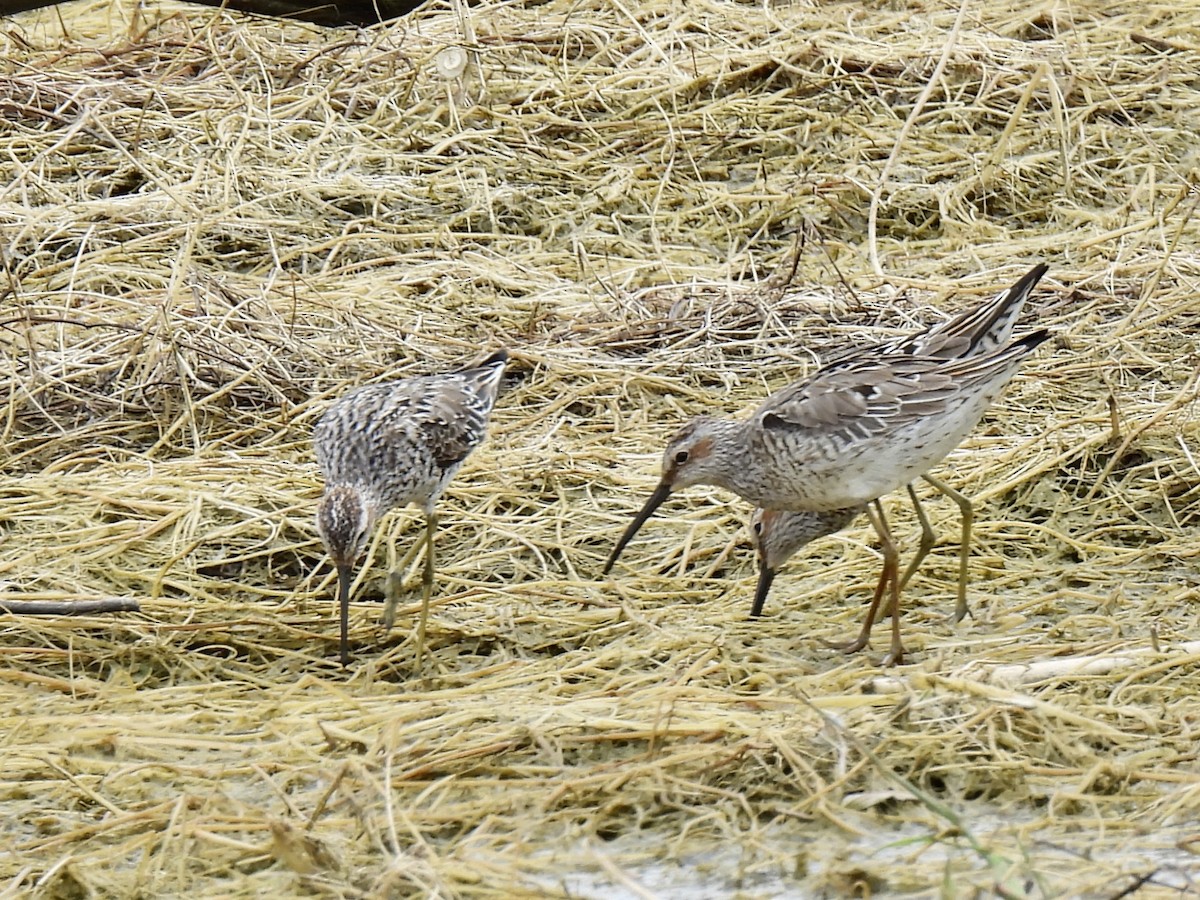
[603,417,732,574]
[316,485,378,571]
[659,416,726,491]
[316,485,380,667]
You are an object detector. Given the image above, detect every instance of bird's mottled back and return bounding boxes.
[314,350,507,513]
[755,331,1048,451]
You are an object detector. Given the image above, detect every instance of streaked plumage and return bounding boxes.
[749,264,1048,624]
[604,266,1051,664]
[314,349,507,667]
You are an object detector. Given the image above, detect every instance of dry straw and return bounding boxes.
[1,0,1200,895]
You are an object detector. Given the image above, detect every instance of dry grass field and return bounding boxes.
[3,0,1200,895]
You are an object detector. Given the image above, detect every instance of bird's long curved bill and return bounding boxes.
[336,562,353,668]
[750,563,776,618]
[603,481,673,575]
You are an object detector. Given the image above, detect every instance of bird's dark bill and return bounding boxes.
[337,563,353,667]
[750,563,776,618]
[602,481,673,574]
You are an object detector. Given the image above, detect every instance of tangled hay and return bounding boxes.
[2,0,1200,895]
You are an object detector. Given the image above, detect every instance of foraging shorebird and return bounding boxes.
[747,264,1049,627]
[604,268,1050,664]
[748,504,866,619]
[748,489,927,655]
[314,349,507,667]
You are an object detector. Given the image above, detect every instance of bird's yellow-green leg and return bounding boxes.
[897,483,934,596]
[382,531,427,632]
[870,501,905,667]
[922,473,973,623]
[412,510,437,672]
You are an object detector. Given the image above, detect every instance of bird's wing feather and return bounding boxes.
[754,356,959,444]
[821,264,1048,365]
[417,355,505,467]
[417,381,489,469]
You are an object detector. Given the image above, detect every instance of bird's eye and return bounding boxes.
[674,450,690,465]
[752,521,763,535]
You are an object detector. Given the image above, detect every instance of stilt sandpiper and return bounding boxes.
[749,486,929,656]
[314,349,507,667]
[747,264,1049,626]
[604,270,1050,663]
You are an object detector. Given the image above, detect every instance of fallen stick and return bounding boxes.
[867,639,1200,693]
[0,598,141,616]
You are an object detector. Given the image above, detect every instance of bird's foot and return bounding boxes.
[820,634,871,655]
[946,597,972,625]
[879,646,906,667]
